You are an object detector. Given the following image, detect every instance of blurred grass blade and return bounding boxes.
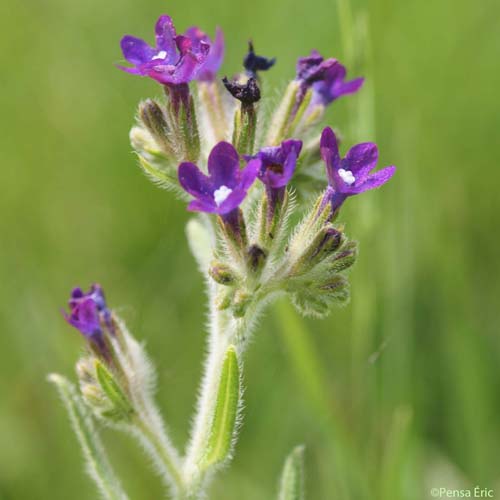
[202,345,240,469]
[379,406,413,500]
[48,374,129,500]
[278,445,305,500]
[274,299,370,500]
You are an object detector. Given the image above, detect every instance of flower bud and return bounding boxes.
[317,275,350,303]
[139,99,168,139]
[81,382,107,409]
[290,224,345,275]
[76,357,96,384]
[209,263,237,285]
[246,244,267,273]
[329,241,357,273]
[233,290,252,318]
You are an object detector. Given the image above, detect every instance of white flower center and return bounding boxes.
[338,168,356,185]
[213,185,233,206]
[152,50,168,60]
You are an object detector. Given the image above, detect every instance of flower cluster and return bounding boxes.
[116,12,395,319]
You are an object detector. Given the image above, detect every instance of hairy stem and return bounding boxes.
[183,283,258,494]
[133,409,185,498]
[49,374,129,500]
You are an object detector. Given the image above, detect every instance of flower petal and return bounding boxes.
[116,64,144,75]
[187,199,217,213]
[334,77,364,98]
[120,35,157,65]
[320,127,341,185]
[207,142,240,188]
[178,162,213,201]
[343,142,378,180]
[239,158,260,191]
[197,27,224,81]
[155,15,177,57]
[170,50,201,84]
[349,166,396,194]
[216,188,248,214]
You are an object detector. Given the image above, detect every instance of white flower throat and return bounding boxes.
[152,50,168,60]
[214,185,233,206]
[338,168,356,185]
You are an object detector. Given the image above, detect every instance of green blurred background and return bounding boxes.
[1,0,499,498]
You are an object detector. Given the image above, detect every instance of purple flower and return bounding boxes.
[311,62,364,106]
[296,50,337,86]
[296,50,363,106]
[178,142,260,215]
[320,127,396,212]
[63,284,112,353]
[184,26,224,81]
[119,15,218,85]
[254,139,303,189]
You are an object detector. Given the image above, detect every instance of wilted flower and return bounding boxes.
[320,126,396,212]
[243,41,275,77]
[178,142,260,215]
[222,77,261,106]
[119,15,219,85]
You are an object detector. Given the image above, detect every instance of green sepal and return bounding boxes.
[266,81,301,146]
[201,345,240,469]
[278,445,305,500]
[138,99,173,157]
[233,104,257,155]
[287,88,312,136]
[94,360,134,422]
[180,94,200,162]
[137,155,183,195]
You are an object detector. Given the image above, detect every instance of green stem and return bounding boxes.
[49,374,129,500]
[134,412,186,498]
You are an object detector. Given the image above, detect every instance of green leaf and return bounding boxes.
[278,445,305,500]
[202,345,240,468]
[48,374,129,500]
[94,360,134,421]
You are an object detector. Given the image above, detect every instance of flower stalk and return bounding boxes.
[52,10,397,500]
